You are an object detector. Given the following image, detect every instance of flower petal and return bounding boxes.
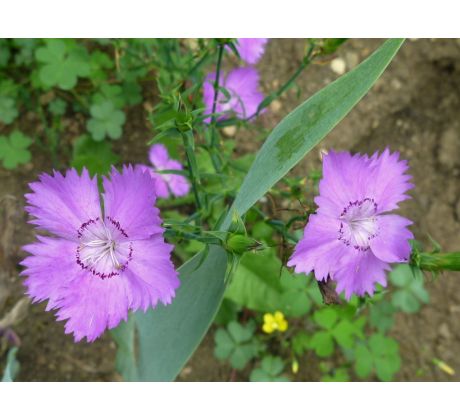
[102,165,163,239]
[370,214,413,263]
[334,250,390,300]
[148,144,170,169]
[367,148,413,212]
[25,168,101,239]
[225,67,264,119]
[136,164,170,199]
[317,151,370,215]
[287,214,348,281]
[55,271,131,342]
[203,73,221,124]
[124,234,180,311]
[234,38,268,65]
[21,235,81,309]
[164,160,190,197]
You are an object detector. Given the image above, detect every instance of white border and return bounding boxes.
[2,0,460,37]
[1,382,459,419]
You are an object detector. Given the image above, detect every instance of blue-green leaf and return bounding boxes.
[2,347,20,382]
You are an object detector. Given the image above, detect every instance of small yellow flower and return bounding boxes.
[262,311,288,334]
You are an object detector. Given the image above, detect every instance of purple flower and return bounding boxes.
[21,166,180,342]
[287,149,414,299]
[203,67,264,123]
[137,144,190,199]
[232,38,268,64]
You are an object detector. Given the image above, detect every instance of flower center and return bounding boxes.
[338,198,378,251]
[76,217,133,279]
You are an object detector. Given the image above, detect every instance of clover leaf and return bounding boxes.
[92,85,125,109]
[214,320,262,370]
[278,270,318,317]
[354,333,401,381]
[0,79,19,124]
[0,97,18,124]
[86,100,126,141]
[250,356,290,382]
[35,39,90,90]
[390,264,429,313]
[0,131,32,169]
[89,51,114,84]
[309,331,335,357]
[309,307,366,357]
[12,38,38,66]
[321,367,350,382]
[48,98,67,116]
[291,331,310,356]
[370,300,396,333]
[122,81,143,106]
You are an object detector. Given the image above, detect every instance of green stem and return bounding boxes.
[181,131,202,220]
[417,252,460,272]
[208,43,225,172]
[210,43,224,146]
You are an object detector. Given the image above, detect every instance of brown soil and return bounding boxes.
[1,39,460,381]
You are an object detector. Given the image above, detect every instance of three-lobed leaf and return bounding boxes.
[86,100,126,141]
[35,39,90,90]
[0,96,18,124]
[354,333,401,381]
[250,356,289,382]
[0,131,33,169]
[390,264,429,313]
[214,320,260,370]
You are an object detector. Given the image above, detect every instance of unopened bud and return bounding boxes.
[226,234,263,255]
[418,252,460,272]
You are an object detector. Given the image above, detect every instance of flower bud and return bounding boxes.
[225,234,262,255]
[418,252,460,272]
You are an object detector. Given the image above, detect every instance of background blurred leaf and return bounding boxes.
[86,101,126,141]
[71,135,119,176]
[48,98,67,116]
[0,131,32,169]
[214,320,260,370]
[225,248,314,316]
[309,331,335,357]
[354,333,401,381]
[370,300,396,332]
[225,249,284,312]
[0,96,18,124]
[113,39,404,381]
[250,356,289,382]
[390,264,429,313]
[35,39,90,90]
